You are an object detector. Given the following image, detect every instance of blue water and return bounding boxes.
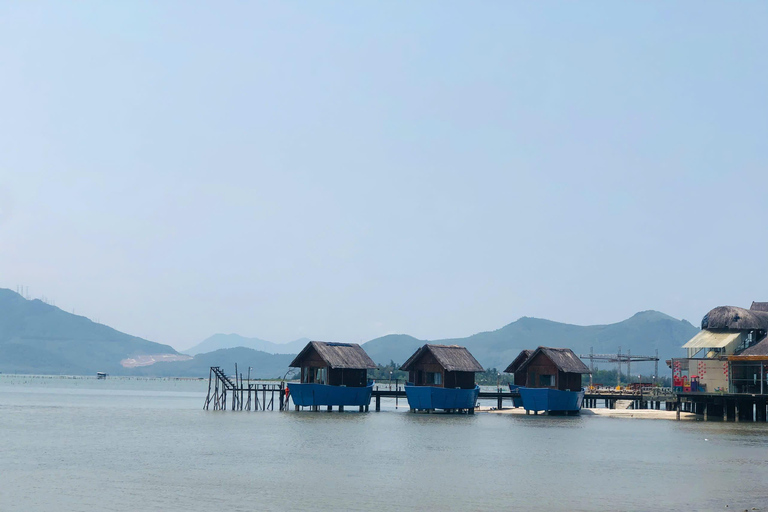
[1,375,766,511]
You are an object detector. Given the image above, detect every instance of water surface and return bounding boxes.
[1,375,766,511]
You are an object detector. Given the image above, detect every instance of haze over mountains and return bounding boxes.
[0,287,698,377]
[183,334,311,356]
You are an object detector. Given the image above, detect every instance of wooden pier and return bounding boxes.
[676,392,768,422]
[201,367,768,421]
[203,366,287,411]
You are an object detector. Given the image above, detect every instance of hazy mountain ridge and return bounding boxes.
[183,333,310,356]
[0,288,179,375]
[1,287,698,377]
[362,311,698,375]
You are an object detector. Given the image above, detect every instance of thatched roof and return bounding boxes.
[751,302,768,312]
[289,341,376,369]
[503,349,533,374]
[399,344,484,373]
[738,337,768,357]
[518,347,591,374]
[701,306,768,332]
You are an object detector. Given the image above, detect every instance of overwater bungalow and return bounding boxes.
[400,344,483,413]
[508,347,590,414]
[287,341,376,411]
[503,349,532,407]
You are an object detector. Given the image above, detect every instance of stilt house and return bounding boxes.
[504,349,533,387]
[400,344,484,388]
[289,341,376,387]
[514,347,590,391]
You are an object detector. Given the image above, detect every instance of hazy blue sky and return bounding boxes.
[1,2,766,350]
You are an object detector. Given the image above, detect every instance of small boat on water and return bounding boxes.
[512,384,585,414]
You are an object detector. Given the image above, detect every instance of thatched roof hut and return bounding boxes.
[517,347,591,375]
[751,302,768,312]
[289,341,376,370]
[516,347,590,391]
[701,306,768,332]
[400,344,483,390]
[400,344,484,373]
[503,349,533,374]
[289,341,376,389]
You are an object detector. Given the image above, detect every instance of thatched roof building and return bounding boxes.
[701,306,768,332]
[514,347,590,391]
[517,347,591,375]
[289,341,376,370]
[400,344,484,373]
[503,349,532,374]
[751,302,768,312]
[400,344,483,389]
[289,341,376,388]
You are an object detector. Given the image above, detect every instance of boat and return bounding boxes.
[287,381,374,408]
[404,384,480,412]
[513,385,585,414]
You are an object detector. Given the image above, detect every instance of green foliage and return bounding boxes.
[475,368,514,386]
[368,361,407,382]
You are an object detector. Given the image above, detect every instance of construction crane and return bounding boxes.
[579,347,660,387]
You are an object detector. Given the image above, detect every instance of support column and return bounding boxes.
[375,394,381,412]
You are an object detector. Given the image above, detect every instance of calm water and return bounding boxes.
[1,375,767,512]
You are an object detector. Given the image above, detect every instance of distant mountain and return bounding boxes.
[362,311,698,375]
[0,284,698,378]
[358,334,424,368]
[0,288,178,375]
[128,347,295,379]
[183,334,310,356]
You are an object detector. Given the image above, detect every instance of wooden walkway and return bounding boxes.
[201,367,767,421]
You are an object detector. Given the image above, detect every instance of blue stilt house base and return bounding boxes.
[288,381,374,407]
[515,386,585,414]
[405,384,480,412]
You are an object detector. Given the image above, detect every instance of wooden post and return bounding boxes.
[339,405,344,412]
[497,393,502,410]
[376,394,381,412]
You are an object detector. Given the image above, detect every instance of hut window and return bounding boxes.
[540,374,554,387]
[427,372,442,385]
[314,368,327,385]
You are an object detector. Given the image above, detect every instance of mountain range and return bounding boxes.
[183,334,311,356]
[360,311,699,374]
[0,287,699,377]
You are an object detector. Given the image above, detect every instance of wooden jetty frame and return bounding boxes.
[203,366,287,411]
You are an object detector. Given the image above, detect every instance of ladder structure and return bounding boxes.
[203,365,286,411]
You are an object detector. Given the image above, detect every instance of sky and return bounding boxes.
[1,2,767,350]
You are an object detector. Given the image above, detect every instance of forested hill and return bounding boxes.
[0,288,178,375]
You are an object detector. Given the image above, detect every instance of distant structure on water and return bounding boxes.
[96,372,107,379]
[505,347,590,414]
[400,344,482,414]
[287,341,376,412]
